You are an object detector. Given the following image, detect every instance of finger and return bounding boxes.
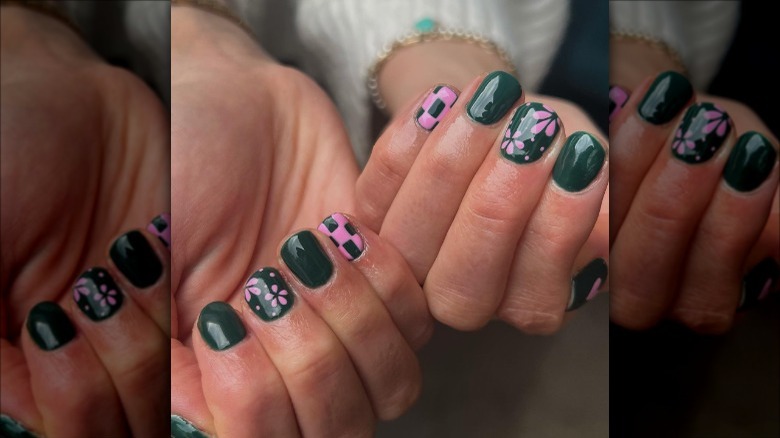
[68,267,168,437]
[317,212,433,350]
[171,339,214,438]
[193,302,299,438]
[238,266,375,437]
[610,71,694,243]
[0,339,42,437]
[611,102,735,329]
[356,85,460,232]
[381,71,524,282]
[670,132,779,332]
[21,302,127,437]
[424,101,566,329]
[279,229,421,420]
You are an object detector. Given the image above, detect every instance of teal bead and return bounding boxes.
[415,18,436,33]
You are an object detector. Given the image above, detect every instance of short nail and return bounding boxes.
[197,302,246,351]
[26,301,76,351]
[73,267,123,321]
[416,85,458,131]
[467,71,522,125]
[723,131,777,192]
[110,230,163,288]
[244,267,295,321]
[281,231,333,288]
[0,414,39,438]
[566,259,608,311]
[147,213,171,248]
[638,71,693,124]
[500,102,560,164]
[738,258,779,311]
[672,103,731,164]
[609,85,629,123]
[318,213,365,261]
[171,414,209,438]
[552,131,606,192]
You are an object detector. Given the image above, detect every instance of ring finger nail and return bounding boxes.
[197,302,246,351]
[244,268,295,321]
[147,213,171,248]
[281,231,333,288]
[110,230,163,288]
[500,102,560,164]
[318,213,365,261]
[609,85,629,123]
[26,301,76,351]
[467,71,522,125]
[73,267,124,321]
[672,103,731,163]
[738,258,780,310]
[566,259,608,311]
[171,415,209,438]
[552,132,606,192]
[416,85,458,131]
[723,132,777,192]
[638,71,693,124]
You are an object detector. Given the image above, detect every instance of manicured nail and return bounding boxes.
[552,131,605,192]
[26,301,76,351]
[416,85,458,131]
[73,267,123,321]
[566,259,608,311]
[197,302,246,351]
[466,71,522,125]
[672,102,731,164]
[171,414,209,438]
[244,267,294,321]
[281,231,333,288]
[0,414,39,438]
[147,213,171,248]
[318,213,365,261]
[723,131,777,192]
[638,71,693,124]
[500,102,559,164]
[738,258,779,311]
[609,85,629,123]
[110,230,163,288]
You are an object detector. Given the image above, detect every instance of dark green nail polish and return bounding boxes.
[281,231,333,288]
[110,230,163,288]
[0,414,38,438]
[723,132,777,192]
[171,415,209,438]
[500,102,560,164]
[672,103,731,164]
[466,71,522,125]
[567,259,608,311]
[552,132,605,192]
[638,71,693,124]
[244,268,294,321]
[73,267,123,321]
[197,302,246,351]
[26,302,76,351]
[738,258,779,311]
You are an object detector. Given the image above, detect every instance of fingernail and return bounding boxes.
[672,103,731,164]
[0,414,39,438]
[552,131,606,192]
[416,85,458,131]
[26,302,76,351]
[244,267,295,321]
[171,414,209,438]
[281,231,333,288]
[318,213,365,261]
[609,85,629,123]
[466,71,522,125]
[738,258,779,311]
[638,71,693,124]
[723,131,777,192]
[110,230,163,288]
[566,258,608,311]
[500,102,560,164]
[197,302,246,351]
[147,213,171,248]
[73,267,123,321]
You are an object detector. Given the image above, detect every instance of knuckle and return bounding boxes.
[463,195,522,236]
[426,279,493,331]
[499,307,563,335]
[376,361,422,421]
[286,337,345,391]
[674,308,733,334]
